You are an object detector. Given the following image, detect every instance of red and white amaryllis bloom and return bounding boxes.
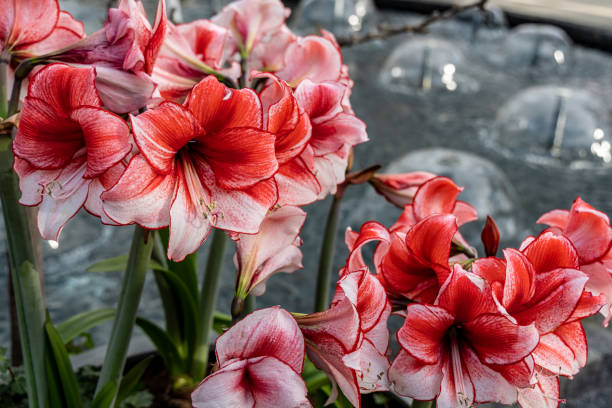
[102,76,278,261]
[538,197,612,325]
[473,232,604,407]
[389,265,540,408]
[292,79,368,198]
[191,307,311,408]
[153,19,239,100]
[295,269,391,407]
[212,0,290,57]
[257,73,319,206]
[12,64,131,240]
[232,205,305,299]
[0,0,82,59]
[46,0,167,113]
[346,214,459,304]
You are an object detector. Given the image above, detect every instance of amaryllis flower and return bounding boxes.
[369,171,436,208]
[293,79,367,198]
[13,10,85,59]
[0,0,59,56]
[212,0,289,57]
[295,269,391,407]
[538,197,612,325]
[257,73,319,205]
[346,214,458,304]
[473,232,604,406]
[102,76,279,261]
[389,265,540,408]
[45,0,167,113]
[153,20,239,100]
[12,64,131,239]
[232,206,305,299]
[277,35,343,88]
[192,307,311,408]
[337,270,392,394]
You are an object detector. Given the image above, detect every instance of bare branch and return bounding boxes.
[337,0,490,47]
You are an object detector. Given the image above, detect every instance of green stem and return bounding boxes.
[231,294,255,323]
[94,225,153,402]
[151,232,181,342]
[314,194,343,312]
[0,161,47,407]
[8,58,39,118]
[191,228,228,381]
[411,400,434,408]
[0,52,9,118]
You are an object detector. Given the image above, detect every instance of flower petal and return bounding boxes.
[277,36,342,86]
[463,313,539,365]
[70,106,131,178]
[215,306,305,373]
[101,154,174,228]
[275,158,320,206]
[398,304,454,364]
[413,177,463,220]
[1,0,59,48]
[522,231,580,272]
[186,76,262,133]
[564,197,612,264]
[502,248,536,310]
[193,127,278,190]
[131,102,202,175]
[167,159,212,261]
[191,359,254,408]
[389,349,442,401]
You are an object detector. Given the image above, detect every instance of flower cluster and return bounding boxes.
[6,1,612,408]
[191,173,610,408]
[10,0,367,262]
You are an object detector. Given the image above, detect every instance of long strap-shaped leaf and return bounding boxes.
[44,320,83,408]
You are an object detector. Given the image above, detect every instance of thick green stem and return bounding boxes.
[151,232,181,342]
[314,194,343,312]
[191,228,228,380]
[8,58,39,118]
[231,293,255,323]
[0,151,47,407]
[411,400,434,408]
[94,225,153,401]
[0,54,8,118]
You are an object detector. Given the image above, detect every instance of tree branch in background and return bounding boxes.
[337,0,490,47]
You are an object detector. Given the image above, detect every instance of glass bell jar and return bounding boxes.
[346,148,522,246]
[380,38,480,95]
[489,85,611,169]
[292,0,377,37]
[504,24,573,76]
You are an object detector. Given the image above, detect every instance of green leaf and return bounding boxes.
[57,308,116,344]
[0,135,10,152]
[45,350,65,408]
[114,355,153,408]
[45,321,83,408]
[154,268,199,358]
[91,381,117,408]
[87,255,164,273]
[212,311,232,334]
[135,317,182,376]
[17,261,47,405]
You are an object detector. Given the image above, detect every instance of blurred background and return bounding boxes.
[2,0,612,405]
